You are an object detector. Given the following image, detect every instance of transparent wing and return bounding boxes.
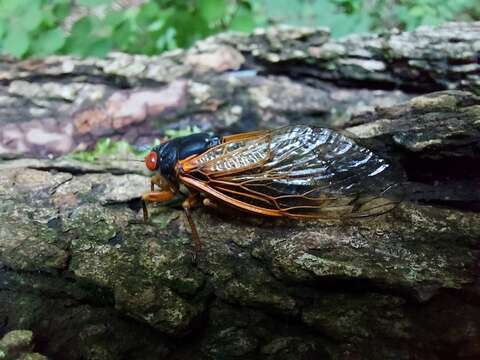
[180,126,401,218]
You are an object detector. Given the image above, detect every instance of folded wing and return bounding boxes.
[179,125,400,218]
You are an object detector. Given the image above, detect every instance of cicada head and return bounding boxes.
[144,133,221,182]
[144,142,168,172]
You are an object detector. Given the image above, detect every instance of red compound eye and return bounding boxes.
[145,151,158,171]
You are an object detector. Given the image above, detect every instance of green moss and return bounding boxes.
[0,220,67,271]
[65,204,117,245]
[294,253,363,278]
[148,208,180,229]
[114,278,204,334]
[219,276,296,313]
[137,235,205,295]
[464,105,480,128]
[0,330,33,352]
[302,293,410,341]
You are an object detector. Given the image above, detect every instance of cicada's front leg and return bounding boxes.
[142,174,176,223]
[150,173,166,191]
[142,191,175,222]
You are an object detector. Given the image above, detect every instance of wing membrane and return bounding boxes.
[180,126,400,218]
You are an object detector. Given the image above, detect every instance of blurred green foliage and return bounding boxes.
[0,0,478,58]
[70,126,201,162]
[0,0,257,58]
[333,0,480,34]
[70,138,140,162]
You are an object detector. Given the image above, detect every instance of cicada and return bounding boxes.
[142,125,399,253]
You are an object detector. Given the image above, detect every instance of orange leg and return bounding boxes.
[141,190,175,223]
[182,194,202,260]
[150,173,168,192]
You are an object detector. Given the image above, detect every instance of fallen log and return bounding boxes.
[0,22,479,359]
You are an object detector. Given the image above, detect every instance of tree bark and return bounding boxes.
[0,22,479,359]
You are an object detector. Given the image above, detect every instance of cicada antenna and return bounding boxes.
[89,156,144,163]
[118,159,144,162]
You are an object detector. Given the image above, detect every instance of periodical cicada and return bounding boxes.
[142,125,400,255]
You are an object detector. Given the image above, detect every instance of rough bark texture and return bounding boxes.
[0,22,479,360]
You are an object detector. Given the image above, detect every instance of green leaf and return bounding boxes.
[148,19,166,32]
[156,27,177,51]
[167,12,209,48]
[198,0,227,23]
[96,138,111,154]
[410,5,428,18]
[3,29,30,57]
[70,137,141,163]
[64,17,98,56]
[0,0,28,19]
[135,2,162,29]
[52,2,71,22]
[111,21,133,50]
[31,28,66,56]
[105,10,125,27]
[85,38,112,57]
[18,2,42,31]
[61,36,88,56]
[229,5,255,32]
[0,20,6,39]
[71,16,94,36]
